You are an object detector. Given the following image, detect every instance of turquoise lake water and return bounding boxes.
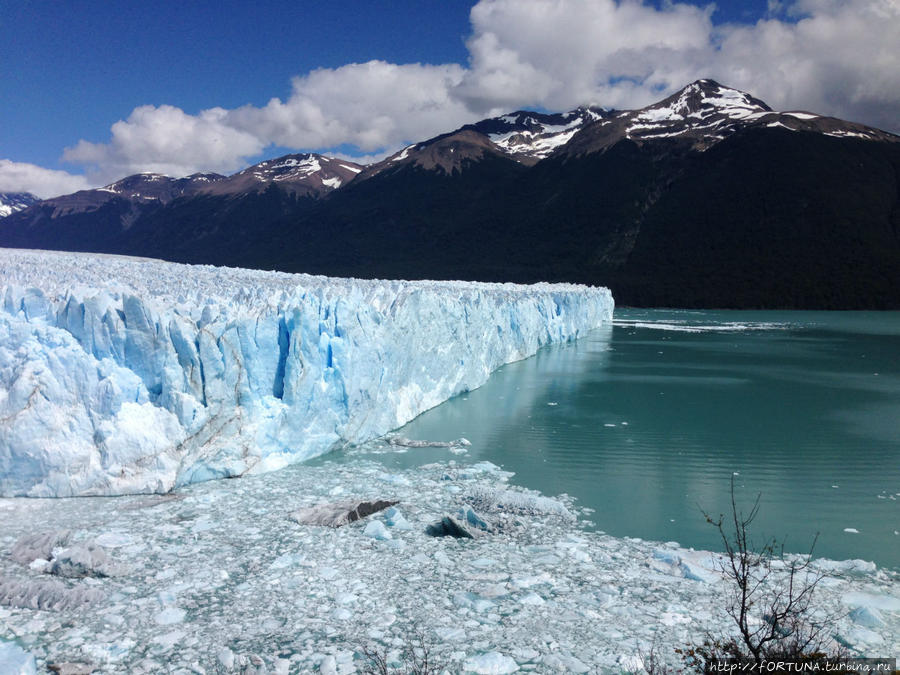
[332,310,900,570]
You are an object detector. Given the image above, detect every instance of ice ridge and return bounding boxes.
[0,249,613,497]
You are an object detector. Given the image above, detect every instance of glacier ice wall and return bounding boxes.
[0,249,613,497]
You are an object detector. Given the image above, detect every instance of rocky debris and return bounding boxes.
[0,577,104,610]
[10,531,72,566]
[48,663,95,674]
[217,648,268,674]
[289,499,398,528]
[426,507,493,539]
[13,535,122,578]
[45,543,119,578]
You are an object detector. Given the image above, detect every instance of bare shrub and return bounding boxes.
[683,478,844,671]
[357,630,444,675]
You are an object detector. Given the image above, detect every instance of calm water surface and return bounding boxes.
[329,310,900,569]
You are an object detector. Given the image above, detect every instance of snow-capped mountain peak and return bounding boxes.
[468,107,609,163]
[241,153,325,181]
[641,79,772,122]
[617,79,776,146]
[205,153,364,196]
[0,192,39,218]
[564,79,897,156]
[92,172,228,203]
[98,173,172,196]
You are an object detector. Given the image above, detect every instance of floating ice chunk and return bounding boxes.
[319,654,337,675]
[332,607,353,621]
[377,473,411,486]
[318,566,339,581]
[651,548,719,583]
[335,592,357,605]
[814,559,876,576]
[151,630,185,650]
[0,640,36,675]
[157,590,177,606]
[458,507,491,532]
[388,436,470,448]
[383,506,412,530]
[508,572,554,590]
[154,607,187,625]
[269,553,304,570]
[94,532,134,548]
[842,627,883,646]
[463,651,519,673]
[435,626,467,642]
[519,592,545,606]
[542,653,590,672]
[454,591,495,613]
[217,647,235,670]
[659,610,692,626]
[843,591,900,613]
[28,558,50,573]
[471,462,503,473]
[850,606,886,628]
[363,521,392,541]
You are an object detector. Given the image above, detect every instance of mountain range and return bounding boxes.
[3,79,899,309]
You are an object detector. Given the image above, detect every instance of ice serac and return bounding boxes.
[0,249,613,497]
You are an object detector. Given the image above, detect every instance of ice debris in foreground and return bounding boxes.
[0,248,612,497]
[0,458,897,673]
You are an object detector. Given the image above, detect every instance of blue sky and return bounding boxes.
[1,0,897,197]
[0,2,473,168]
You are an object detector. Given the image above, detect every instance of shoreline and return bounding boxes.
[1,455,897,673]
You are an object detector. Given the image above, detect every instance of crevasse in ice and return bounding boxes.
[0,249,613,497]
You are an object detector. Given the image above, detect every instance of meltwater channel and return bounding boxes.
[329,309,900,570]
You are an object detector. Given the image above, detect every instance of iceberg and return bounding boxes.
[0,248,613,497]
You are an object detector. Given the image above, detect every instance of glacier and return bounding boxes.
[0,248,613,497]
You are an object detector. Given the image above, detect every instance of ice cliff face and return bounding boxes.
[0,249,613,497]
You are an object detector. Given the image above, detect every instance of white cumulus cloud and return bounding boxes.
[226,61,471,152]
[457,0,716,112]
[0,159,93,199]
[62,105,266,184]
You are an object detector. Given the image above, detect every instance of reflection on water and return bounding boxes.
[324,310,900,569]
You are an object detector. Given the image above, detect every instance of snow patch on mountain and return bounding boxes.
[470,108,608,162]
[0,193,40,218]
[0,249,613,497]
